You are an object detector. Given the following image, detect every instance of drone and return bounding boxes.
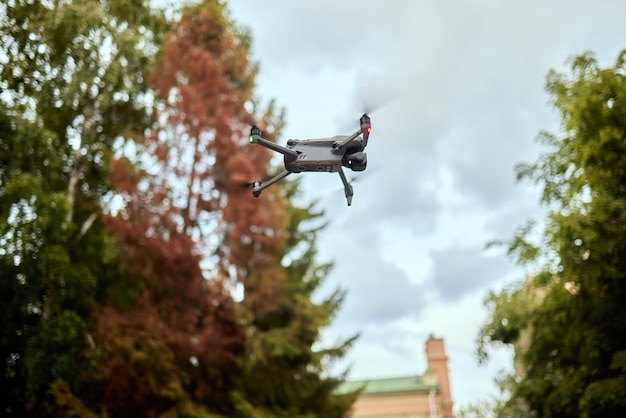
[247,114,371,206]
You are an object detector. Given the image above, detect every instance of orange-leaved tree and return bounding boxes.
[145,1,358,416]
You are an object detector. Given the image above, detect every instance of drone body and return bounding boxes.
[248,114,371,206]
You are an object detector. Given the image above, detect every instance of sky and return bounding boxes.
[225,0,626,411]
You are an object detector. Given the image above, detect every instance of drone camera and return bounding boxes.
[345,151,367,171]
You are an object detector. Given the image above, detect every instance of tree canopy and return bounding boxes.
[1,0,165,413]
[477,50,626,418]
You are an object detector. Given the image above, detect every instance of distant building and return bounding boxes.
[338,336,454,418]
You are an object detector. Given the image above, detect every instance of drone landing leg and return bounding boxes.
[338,167,353,206]
[252,169,291,197]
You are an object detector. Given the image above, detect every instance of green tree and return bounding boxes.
[478,50,626,417]
[231,180,359,418]
[0,0,165,414]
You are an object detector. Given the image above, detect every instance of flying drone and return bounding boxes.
[247,114,371,206]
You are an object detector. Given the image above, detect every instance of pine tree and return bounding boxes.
[232,179,359,418]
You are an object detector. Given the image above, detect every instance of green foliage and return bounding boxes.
[231,178,358,418]
[24,311,89,392]
[457,400,503,418]
[457,372,533,418]
[0,0,165,414]
[0,108,98,414]
[479,50,626,417]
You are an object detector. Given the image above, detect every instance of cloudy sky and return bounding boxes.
[225,0,626,411]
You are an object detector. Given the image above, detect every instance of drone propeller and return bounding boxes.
[317,165,378,203]
[336,84,397,135]
[355,85,397,115]
[348,173,366,185]
[345,165,378,189]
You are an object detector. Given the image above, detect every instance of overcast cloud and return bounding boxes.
[227,0,626,409]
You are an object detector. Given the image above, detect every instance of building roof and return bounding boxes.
[336,375,439,395]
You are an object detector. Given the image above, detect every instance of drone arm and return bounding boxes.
[250,130,298,159]
[338,167,354,206]
[335,114,371,149]
[252,169,291,197]
[334,128,363,150]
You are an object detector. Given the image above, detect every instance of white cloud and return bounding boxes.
[227,0,626,409]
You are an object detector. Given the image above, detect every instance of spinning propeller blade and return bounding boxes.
[355,84,398,115]
[317,165,379,201]
[337,84,397,133]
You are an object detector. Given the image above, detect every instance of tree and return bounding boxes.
[147,1,357,415]
[0,0,165,414]
[231,180,359,418]
[478,50,626,417]
[94,166,246,416]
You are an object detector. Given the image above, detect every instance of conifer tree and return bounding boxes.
[232,180,359,417]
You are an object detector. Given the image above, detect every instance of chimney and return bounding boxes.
[426,335,454,418]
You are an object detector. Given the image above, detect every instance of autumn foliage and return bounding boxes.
[147,0,292,325]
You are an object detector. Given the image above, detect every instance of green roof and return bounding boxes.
[336,375,438,395]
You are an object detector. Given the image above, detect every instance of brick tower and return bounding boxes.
[426,335,454,417]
